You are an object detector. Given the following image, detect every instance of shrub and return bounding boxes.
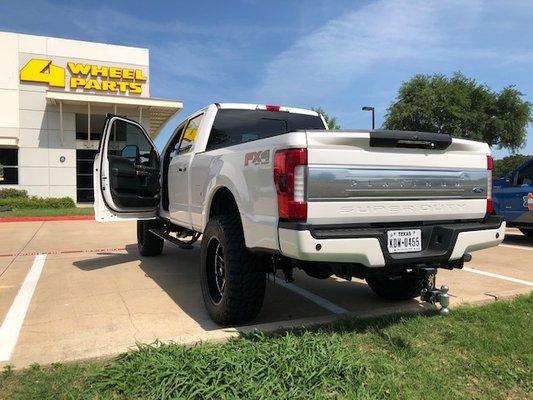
[0,188,28,199]
[0,196,75,209]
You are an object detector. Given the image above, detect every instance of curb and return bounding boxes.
[0,215,94,223]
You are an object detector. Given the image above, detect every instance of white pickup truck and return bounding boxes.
[93,103,505,324]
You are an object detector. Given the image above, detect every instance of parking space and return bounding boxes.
[0,221,532,368]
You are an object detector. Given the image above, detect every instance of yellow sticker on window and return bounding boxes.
[183,127,197,142]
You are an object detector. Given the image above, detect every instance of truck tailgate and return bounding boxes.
[305,130,490,224]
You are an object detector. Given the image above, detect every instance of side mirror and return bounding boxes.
[121,144,140,161]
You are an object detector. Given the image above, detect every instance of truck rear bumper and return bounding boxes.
[278,216,505,268]
[448,221,506,260]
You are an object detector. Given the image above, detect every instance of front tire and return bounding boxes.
[200,215,266,325]
[366,275,425,300]
[519,228,533,238]
[137,219,164,257]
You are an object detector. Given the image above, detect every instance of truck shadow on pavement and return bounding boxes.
[73,243,222,331]
[72,242,427,332]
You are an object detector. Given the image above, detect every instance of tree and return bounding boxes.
[494,154,533,179]
[383,73,533,151]
[312,107,340,130]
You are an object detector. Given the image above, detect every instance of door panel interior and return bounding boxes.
[106,119,160,210]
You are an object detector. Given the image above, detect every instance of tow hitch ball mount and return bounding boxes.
[418,268,450,316]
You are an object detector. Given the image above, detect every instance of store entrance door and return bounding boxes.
[75,113,105,203]
[76,148,98,202]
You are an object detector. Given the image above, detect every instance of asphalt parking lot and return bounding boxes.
[0,220,531,368]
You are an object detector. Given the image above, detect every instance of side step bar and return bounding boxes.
[149,229,195,250]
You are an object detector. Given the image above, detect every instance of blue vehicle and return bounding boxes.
[493,159,533,237]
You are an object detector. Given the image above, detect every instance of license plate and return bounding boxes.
[387,229,422,253]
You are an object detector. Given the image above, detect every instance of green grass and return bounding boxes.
[1,294,532,399]
[0,207,94,218]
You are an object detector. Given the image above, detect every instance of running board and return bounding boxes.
[149,229,194,250]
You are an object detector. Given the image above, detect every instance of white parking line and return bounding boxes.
[462,267,533,287]
[273,276,348,314]
[0,254,47,362]
[499,244,533,251]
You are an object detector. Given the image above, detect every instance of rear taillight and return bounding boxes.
[486,155,494,214]
[273,148,307,221]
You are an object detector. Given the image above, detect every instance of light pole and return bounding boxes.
[362,106,375,130]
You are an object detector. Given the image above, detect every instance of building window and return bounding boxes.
[0,148,18,184]
[75,114,106,141]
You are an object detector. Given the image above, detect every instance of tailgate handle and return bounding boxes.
[369,130,452,150]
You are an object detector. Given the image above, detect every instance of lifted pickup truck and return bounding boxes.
[493,158,533,237]
[94,103,505,324]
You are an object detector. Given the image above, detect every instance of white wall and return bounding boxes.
[0,32,20,139]
[0,31,151,201]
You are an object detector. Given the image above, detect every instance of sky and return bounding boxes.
[1,0,532,158]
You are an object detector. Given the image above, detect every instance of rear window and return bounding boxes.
[206,109,325,151]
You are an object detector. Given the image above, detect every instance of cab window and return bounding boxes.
[178,113,204,155]
[206,109,325,151]
[107,120,155,166]
[167,122,186,162]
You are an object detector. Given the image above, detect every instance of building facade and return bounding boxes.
[0,31,182,202]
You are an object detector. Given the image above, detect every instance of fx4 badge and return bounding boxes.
[244,150,270,166]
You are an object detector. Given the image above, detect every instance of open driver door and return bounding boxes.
[93,114,160,221]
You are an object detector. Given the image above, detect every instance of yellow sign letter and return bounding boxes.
[20,59,65,87]
[67,62,92,76]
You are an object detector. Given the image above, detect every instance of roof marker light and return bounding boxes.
[265,104,281,112]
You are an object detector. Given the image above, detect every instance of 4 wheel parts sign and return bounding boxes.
[19,58,147,94]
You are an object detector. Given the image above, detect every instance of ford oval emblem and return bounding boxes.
[472,187,485,193]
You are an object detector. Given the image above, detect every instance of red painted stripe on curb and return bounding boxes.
[0,215,94,223]
[0,247,126,258]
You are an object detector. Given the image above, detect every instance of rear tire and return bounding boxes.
[366,275,425,300]
[137,219,164,257]
[200,215,266,325]
[519,228,533,237]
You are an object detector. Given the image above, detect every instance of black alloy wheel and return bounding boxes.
[206,238,226,304]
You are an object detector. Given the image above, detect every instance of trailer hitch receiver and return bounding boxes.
[418,268,450,315]
[421,285,450,316]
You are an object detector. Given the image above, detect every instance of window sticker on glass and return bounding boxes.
[183,126,197,142]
